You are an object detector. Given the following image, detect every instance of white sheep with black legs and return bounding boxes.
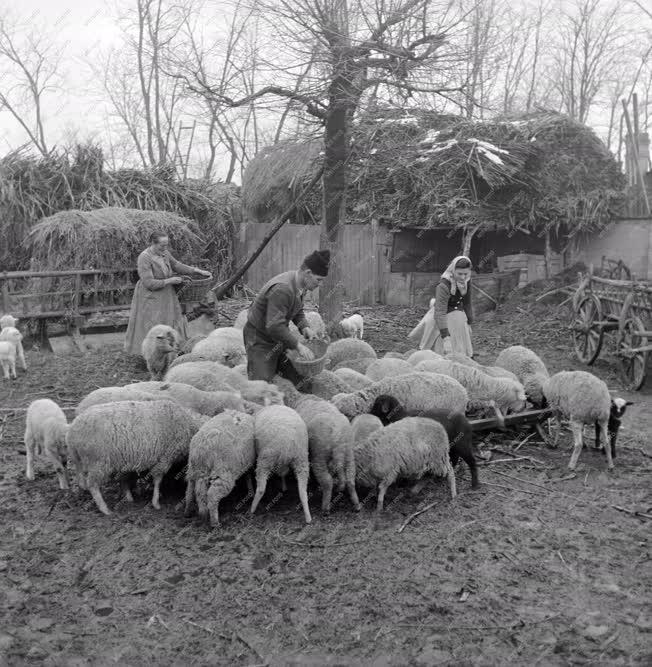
[542,371,616,470]
[445,352,519,382]
[326,338,377,368]
[0,325,26,374]
[406,349,444,366]
[494,345,550,408]
[275,377,360,513]
[24,399,69,489]
[184,409,256,526]
[354,417,456,512]
[365,358,414,382]
[67,400,208,515]
[414,358,526,427]
[351,414,384,443]
[334,367,373,390]
[251,404,312,524]
[141,324,179,380]
[331,372,468,419]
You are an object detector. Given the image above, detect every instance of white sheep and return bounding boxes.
[24,399,69,489]
[354,417,456,512]
[414,358,526,424]
[331,372,468,419]
[332,357,377,374]
[141,324,180,380]
[406,349,444,366]
[334,367,373,390]
[542,371,613,470]
[275,377,360,513]
[191,334,247,367]
[340,313,364,339]
[251,404,312,523]
[326,338,377,368]
[207,326,245,342]
[0,314,18,329]
[494,345,550,408]
[310,369,353,401]
[365,358,414,382]
[445,352,520,382]
[0,327,26,378]
[289,310,328,339]
[67,399,206,515]
[351,414,384,443]
[184,409,256,526]
[384,352,407,359]
[180,334,206,354]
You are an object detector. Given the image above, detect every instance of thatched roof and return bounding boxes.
[242,109,625,238]
[0,144,238,278]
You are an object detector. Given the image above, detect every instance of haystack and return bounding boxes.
[242,109,625,241]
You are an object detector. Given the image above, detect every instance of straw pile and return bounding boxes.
[242,109,625,239]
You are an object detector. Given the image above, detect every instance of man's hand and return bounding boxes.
[442,337,453,354]
[195,269,212,278]
[296,342,315,360]
[166,276,185,285]
[302,327,316,341]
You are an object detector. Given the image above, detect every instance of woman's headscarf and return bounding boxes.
[441,255,472,296]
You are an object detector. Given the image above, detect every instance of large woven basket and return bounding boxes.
[176,277,213,304]
[287,338,330,378]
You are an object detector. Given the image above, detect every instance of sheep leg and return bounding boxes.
[89,485,111,515]
[294,468,312,524]
[376,479,391,513]
[246,474,254,496]
[24,428,35,481]
[345,455,361,511]
[17,342,26,371]
[184,479,195,517]
[151,474,164,510]
[458,450,479,488]
[195,479,209,521]
[9,357,16,379]
[250,471,269,515]
[409,479,426,496]
[280,473,288,492]
[0,359,9,379]
[490,401,506,430]
[313,465,334,514]
[447,464,457,499]
[600,421,614,470]
[43,438,69,490]
[567,421,584,470]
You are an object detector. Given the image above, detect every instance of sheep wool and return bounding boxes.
[141,324,179,380]
[192,334,247,368]
[128,381,245,416]
[310,369,354,401]
[365,358,414,382]
[289,310,327,339]
[354,417,456,512]
[543,371,613,470]
[332,357,377,374]
[24,399,69,489]
[251,404,312,523]
[331,372,468,419]
[326,338,377,368]
[406,349,444,366]
[334,367,374,390]
[494,345,550,407]
[0,314,18,329]
[207,326,245,343]
[383,351,407,359]
[184,409,256,526]
[445,352,519,382]
[76,386,165,416]
[351,414,384,443]
[0,327,25,378]
[67,399,205,515]
[0,325,26,372]
[340,313,364,339]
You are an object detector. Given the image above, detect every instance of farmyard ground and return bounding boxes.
[1,290,651,666]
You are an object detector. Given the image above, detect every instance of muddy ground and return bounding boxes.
[1,283,651,666]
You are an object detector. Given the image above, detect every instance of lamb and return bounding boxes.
[365,358,414,382]
[191,334,247,367]
[350,414,384,443]
[354,417,456,512]
[0,326,26,378]
[184,409,256,526]
[494,345,550,408]
[413,358,526,427]
[251,404,312,523]
[406,349,444,366]
[332,357,377,374]
[326,338,377,368]
[310,369,353,401]
[141,324,180,380]
[334,367,373,390]
[595,397,633,460]
[0,314,18,329]
[370,394,479,489]
[331,372,468,419]
[445,352,519,382]
[542,371,615,470]
[24,399,70,489]
[340,312,364,339]
[275,377,360,513]
[67,399,206,514]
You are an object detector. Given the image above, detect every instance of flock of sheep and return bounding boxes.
[2,308,632,527]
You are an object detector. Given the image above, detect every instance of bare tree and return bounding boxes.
[181,0,461,327]
[0,10,65,156]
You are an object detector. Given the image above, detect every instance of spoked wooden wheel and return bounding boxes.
[572,295,603,365]
[618,316,648,391]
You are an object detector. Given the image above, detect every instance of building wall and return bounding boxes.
[574,219,652,281]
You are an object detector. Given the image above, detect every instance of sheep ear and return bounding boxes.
[625,400,634,406]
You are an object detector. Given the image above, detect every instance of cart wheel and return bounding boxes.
[618,316,648,391]
[572,295,603,365]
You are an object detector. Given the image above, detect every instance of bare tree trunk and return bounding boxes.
[462,224,481,258]
[543,229,552,279]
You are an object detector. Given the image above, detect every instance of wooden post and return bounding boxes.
[371,218,378,305]
[622,98,651,215]
[1,276,9,314]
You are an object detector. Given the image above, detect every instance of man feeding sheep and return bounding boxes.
[243,250,329,390]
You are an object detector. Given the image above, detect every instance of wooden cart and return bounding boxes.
[571,265,652,390]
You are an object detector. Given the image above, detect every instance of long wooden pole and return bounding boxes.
[622,98,651,216]
[212,167,324,300]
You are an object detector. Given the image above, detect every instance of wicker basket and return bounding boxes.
[286,338,330,377]
[176,277,213,304]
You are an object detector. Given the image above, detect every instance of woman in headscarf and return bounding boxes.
[124,231,211,355]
